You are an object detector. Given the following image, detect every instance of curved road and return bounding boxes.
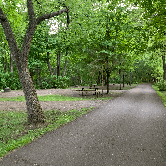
[1,84,166,165]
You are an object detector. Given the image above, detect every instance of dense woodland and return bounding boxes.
[0,0,165,124]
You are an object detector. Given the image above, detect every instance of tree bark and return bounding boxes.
[17,60,45,124]
[3,56,7,72]
[123,70,125,88]
[162,55,166,80]
[119,69,122,90]
[10,53,13,73]
[102,65,104,87]
[106,69,110,94]
[63,59,67,77]
[46,51,52,75]
[0,1,68,124]
[130,71,132,86]
[62,49,68,77]
[97,71,101,85]
[63,10,70,77]
[57,52,61,77]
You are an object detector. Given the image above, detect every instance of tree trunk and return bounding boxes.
[63,59,67,77]
[97,71,101,85]
[102,65,104,87]
[53,68,57,75]
[57,52,61,77]
[63,51,68,77]
[46,51,52,75]
[62,10,70,78]
[3,56,7,72]
[119,69,122,90]
[130,71,132,86]
[10,53,13,73]
[17,58,45,124]
[123,70,125,88]
[104,74,107,86]
[106,69,110,94]
[162,55,166,80]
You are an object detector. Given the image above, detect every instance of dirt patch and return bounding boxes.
[0,86,126,112]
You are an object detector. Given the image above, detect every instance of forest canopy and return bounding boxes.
[0,0,165,89]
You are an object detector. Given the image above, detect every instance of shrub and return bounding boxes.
[0,72,7,89]
[156,79,166,91]
[54,76,70,89]
[0,72,22,90]
[34,75,71,89]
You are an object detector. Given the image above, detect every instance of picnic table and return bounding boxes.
[76,86,101,97]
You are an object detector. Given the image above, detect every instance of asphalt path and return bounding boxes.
[1,84,166,166]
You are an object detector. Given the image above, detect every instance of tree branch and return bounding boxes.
[0,7,19,59]
[21,0,37,58]
[67,10,70,28]
[27,0,37,24]
[34,0,41,5]
[36,8,68,25]
[0,14,6,21]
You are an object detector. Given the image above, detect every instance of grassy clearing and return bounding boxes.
[0,94,114,102]
[0,107,93,158]
[0,85,137,102]
[152,85,166,107]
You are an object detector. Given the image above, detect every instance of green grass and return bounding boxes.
[0,107,93,158]
[0,96,25,102]
[0,94,114,102]
[152,85,166,107]
[0,85,137,102]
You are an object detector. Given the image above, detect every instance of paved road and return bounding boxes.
[1,84,166,166]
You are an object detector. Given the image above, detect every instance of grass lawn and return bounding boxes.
[152,85,166,107]
[0,108,94,158]
[0,94,114,102]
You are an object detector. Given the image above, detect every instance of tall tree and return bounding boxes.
[57,52,61,77]
[0,0,68,124]
[133,0,166,79]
